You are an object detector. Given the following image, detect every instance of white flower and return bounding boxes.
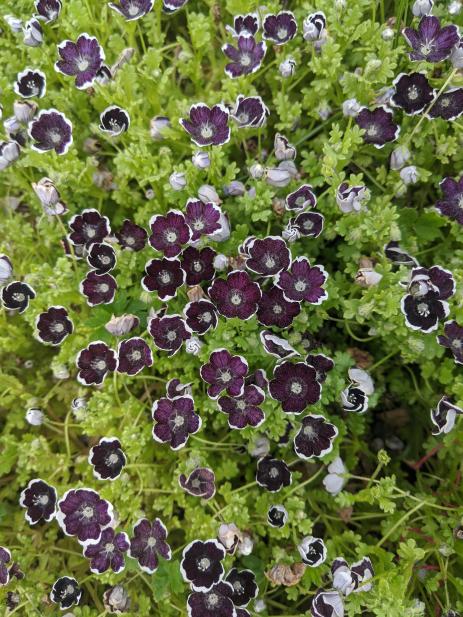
[169,171,186,191]
[400,165,419,185]
[26,408,44,426]
[322,457,347,495]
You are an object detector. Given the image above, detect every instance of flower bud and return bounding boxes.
[282,223,301,243]
[274,133,296,161]
[278,159,298,179]
[318,104,332,120]
[342,98,361,117]
[249,163,265,179]
[103,585,131,614]
[254,599,267,613]
[336,182,368,213]
[355,267,383,287]
[53,364,70,380]
[4,15,22,32]
[279,57,296,77]
[213,253,229,271]
[4,116,22,136]
[150,116,170,140]
[105,314,140,336]
[303,12,326,41]
[265,167,292,188]
[145,188,155,200]
[209,212,230,242]
[237,532,254,556]
[223,180,246,196]
[249,436,270,457]
[390,145,410,170]
[192,150,210,169]
[26,408,44,426]
[218,523,241,554]
[198,184,221,204]
[169,171,186,191]
[382,26,395,40]
[412,0,433,16]
[23,18,43,47]
[32,177,60,207]
[400,165,419,185]
[185,336,202,355]
[449,0,462,14]
[186,285,205,302]
[0,255,13,285]
[450,40,463,68]
[13,100,37,124]
[0,141,20,171]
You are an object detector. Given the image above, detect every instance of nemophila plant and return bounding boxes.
[2,0,463,615]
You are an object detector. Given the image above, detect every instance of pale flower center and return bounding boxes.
[13,292,25,302]
[219,369,232,383]
[420,42,433,56]
[277,27,288,39]
[160,270,172,284]
[303,424,315,438]
[35,494,49,506]
[147,537,157,548]
[193,219,205,230]
[130,349,142,362]
[128,3,140,16]
[269,466,279,478]
[165,230,178,243]
[237,113,249,124]
[264,254,276,269]
[98,283,110,293]
[272,304,283,314]
[199,557,211,570]
[76,57,89,71]
[417,302,430,317]
[81,505,94,519]
[206,592,219,608]
[107,453,119,465]
[105,542,115,553]
[173,414,185,428]
[366,124,378,137]
[236,400,246,411]
[407,85,419,101]
[290,381,302,395]
[65,584,75,596]
[166,330,177,342]
[200,124,214,139]
[193,260,203,272]
[93,359,107,371]
[48,130,62,144]
[240,53,252,66]
[294,280,307,292]
[52,322,65,333]
[100,255,111,265]
[201,311,212,323]
[230,291,243,305]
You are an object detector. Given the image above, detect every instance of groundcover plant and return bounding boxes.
[2,0,463,615]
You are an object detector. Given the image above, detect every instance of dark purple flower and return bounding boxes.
[293,414,338,460]
[148,314,190,356]
[28,108,73,154]
[246,368,268,389]
[149,210,191,259]
[0,547,10,586]
[117,337,153,375]
[435,175,463,225]
[391,72,434,115]
[1,281,35,313]
[267,504,288,528]
[438,320,463,364]
[311,590,344,617]
[87,242,116,275]
[181,539,225,591]
[402,16,459,63]
[99,105,130,136]
[223,36,266,78]
[427,88,463,121]
[218,384,265,429]
[285,184,317,212]
[80,271,117,306]
[185,199,222,241]
[298,537,327,567]
[50,577,81,610]
[108,0,154,20]
[35,0,62,22]
[225,568,258,607]
[180,103,230,147]
[69,209,111,247]
[84,528,129,574]
[269,361,321,414]
[226,13,259,37]
[209,270,261,320]
[263,11,297,45]
[14,68,46,98]
[128,518,171,574]
[19,479,57,524]
[384,241,418,267]
[291,212,325,238]
[187,581,235,617]
[245,236,290,277]
[152,395,201,450]
[116,219,147,251]
[162,0,188,12]
[55,33,105,89]
[142,258,185,300]
[179,467,216,499]
[276,257,328,304]
[231,95,269,128]
[76,341,117,386]
[166,378,192,399]
[56,488,114,543]
[260,331,299,360]
[257,286,300,328]
[181,246,216,286]
[256,456,291,492]
[200,349,248,399]
[306,354,334,383]
[356,106,400,148]
[341,385,369,413]
[184,300,218,334]
[431,396,463,435]
[89,437,127,480]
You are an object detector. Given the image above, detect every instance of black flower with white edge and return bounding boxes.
[260,331,299,360]
[35,0,62,22]
[285,184,317,212]
[391,72,434,115]
[294,415,338,460]
[117,337,153,375]
[163,0,189,13]
[80,271,117,306]
[69,209,111,247]
[209,270,261,320]
[19,479,57,524]
[88,437,127,480]
[267,504,288,528]
[108,0,154,20]
[181,246,216,286]
[427,88,463,121]
[116,219,147,251]
[257,285,301,329]
[245,236,291,277]
[148,314,191,356]
[184,300,218,334]
[55,33,105,89]
[306,354,335,383]
[181,539,226,591]
[76,341,117,386]
[218,384,265,429]
[0,547,10,586]
[311,590,344,617]
[226,13,259,38]
[179,467,216,500]
[225,568,258,607]
[87,242,116,275]
[1,281,35,313]
[384,241,418,267]
[50,577,82,610]
[298,536,327,567]
[166,378,192,399]
[84,527,130,574]
[256,456,292,492]
[99,106,130,136]
[128,518,172,574]
[341,385,369,413]
[223,35,266,79]
[402,15,459,63]
[14,68,46,98]
[187,581,236,617]
[435,175,463,226]
[276,257,328,305]
[56,488,114,543]
[431,396,463,435]
[263,11,297,45]
[438,320,463,364]
[355,106,400,148]
[142,258,185,301]
[200,349,248,399]
[152,395,201,450]
[149,210,191,259]
[269,361,321,414]
[185,199,222,241]
[231,95,269,128]
[181,103,230,147]
[28,108,73,155]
